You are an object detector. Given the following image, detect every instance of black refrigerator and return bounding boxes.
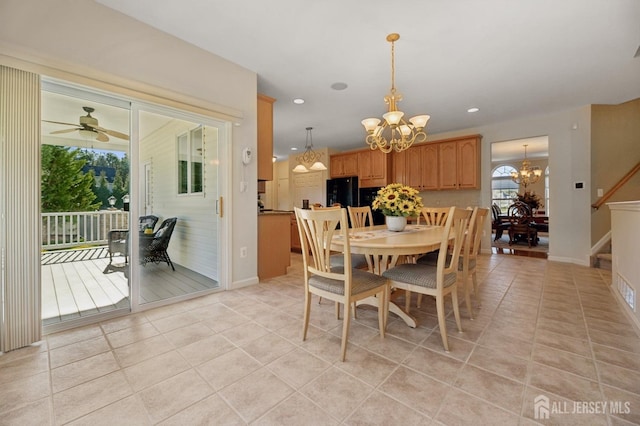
[326,176,359,208]
[359,187,386,225]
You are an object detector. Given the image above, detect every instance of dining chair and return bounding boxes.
[416,207,489,319]
[295,207,389,361]
[418,206,450,226]
[383,206,471,351]
[347,205,374,228]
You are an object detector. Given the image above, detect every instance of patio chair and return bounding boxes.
[138,215,159,233]
[140,217,178,270]
[106,229,129,265]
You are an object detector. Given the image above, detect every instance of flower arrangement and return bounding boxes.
[514,191,542,211]
[372,183,423,217]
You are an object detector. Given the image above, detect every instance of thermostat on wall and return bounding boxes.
[575,182,584,189]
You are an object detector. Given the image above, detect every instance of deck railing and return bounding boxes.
[42,210,129,249]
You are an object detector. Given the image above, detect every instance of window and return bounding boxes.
[492,165,519,213]
[178,126,203,194]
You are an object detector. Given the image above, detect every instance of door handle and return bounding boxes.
[216,196,224,218]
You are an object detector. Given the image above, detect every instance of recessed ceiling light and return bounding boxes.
[293,98,305,104]
[467,107,479,113]
[330,82,348,91]
[291,147,298,151]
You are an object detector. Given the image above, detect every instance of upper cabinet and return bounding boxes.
[438,136,480,190]
[387,134,481,190]
[357,149,390,188]
[257,94,276,181]
[329,152,359,178]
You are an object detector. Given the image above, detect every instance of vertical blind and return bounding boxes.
[0,65,42,352]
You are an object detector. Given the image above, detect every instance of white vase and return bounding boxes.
[385,215,407,232]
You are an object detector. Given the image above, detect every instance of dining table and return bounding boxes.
[330,224,448,328]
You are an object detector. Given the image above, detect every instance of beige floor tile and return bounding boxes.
[528,363,602,403]
[220,321,271,347]
[267,348,331,389]
[435,387,520,425]
[219,368,294,423]
[158,393,245,426]
[586,316,640,339]
[403,347,464,385]
[534,328,592,358]
[420,332,475,361]
[99,312,149,334]
[53,371,132,424]
[196,348,262,391]
[344,390,428,425]
[0,398,52,426]
[334,347,397,387]
[46,324,104,350]
[51,351,120,393]
[254,392,338,426]
[467,345,529,383]
[378,365,451,417]
[241,332,297,365]
[455,364,524,414]
[113,334,173,368]
[149,311,200,333]
[138,370,213,423]
[123,350,190,392]
[49,335,111,369]
[300,366,374,421]
[105,322,160,348]
[177,333,236,366]
[477,328,534,359]
[532,344,598,381]
[361,333,417,364]
[597,361,640,396]
[521,386,609,425]
[0,351,49,385]
[601,385,640,425]
[589,328,640,354]
[0,371,50,415]
[162,322,215,348]
[67,395,152,426]
[592,344,640,372]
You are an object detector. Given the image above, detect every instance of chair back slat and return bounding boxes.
[419,207,450,226]
[438,207,472,281]
[347,206,373,228]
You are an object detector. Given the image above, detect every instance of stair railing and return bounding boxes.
[592,161,640,210]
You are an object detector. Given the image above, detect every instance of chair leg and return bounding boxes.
[335,301,340,320]
[377,289,386,338]
[416,294,423,308]
[405,289,412,313]
[462,272,473,320]
[341,301,351,361]
[302,292,311,341]
[435,295,450,352]
[451,286,463,333]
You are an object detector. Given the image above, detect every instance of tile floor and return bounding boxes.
[2,253,640,425]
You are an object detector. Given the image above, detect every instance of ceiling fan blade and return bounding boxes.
[50,128,80,135]
[43,120,81,127]
[95,131,110,142]
[91,125,130,141]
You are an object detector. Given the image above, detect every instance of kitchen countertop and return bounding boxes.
[258,210,294,215]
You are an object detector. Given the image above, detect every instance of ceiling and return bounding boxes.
[88,1,640,161]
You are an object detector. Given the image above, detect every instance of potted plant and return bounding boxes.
[514,191,542,213]
[372,183,423,231]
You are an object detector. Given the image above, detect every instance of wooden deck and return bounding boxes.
[42,247,220,326]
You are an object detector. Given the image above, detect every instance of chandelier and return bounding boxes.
[361,33,430,153]
[511,144,542,188]
[292,127,327,173]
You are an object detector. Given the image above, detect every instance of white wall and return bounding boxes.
[0,0,259,286]
[427,106,592,265]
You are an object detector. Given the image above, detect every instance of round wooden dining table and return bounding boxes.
[330,224,449,327]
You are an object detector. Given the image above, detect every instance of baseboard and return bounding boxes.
[230,276,259,290]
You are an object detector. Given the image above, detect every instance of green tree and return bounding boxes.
[41,145,101,212]
[94,171,112,209]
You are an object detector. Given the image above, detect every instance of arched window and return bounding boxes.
[492,165,519,213]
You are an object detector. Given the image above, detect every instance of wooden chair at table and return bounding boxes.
[417,206,450,226]
[416,207,489,319]
[382,206,471,352]
[507,201,538,247]
[295,207,389,361]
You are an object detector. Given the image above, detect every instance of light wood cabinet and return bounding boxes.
[257,94,276,181]
[329,152,359,178]
[392,144,438,190]
[391,150,405,184]
[357,149,390,188]
[258,213,290,280]
[438,136,480,190]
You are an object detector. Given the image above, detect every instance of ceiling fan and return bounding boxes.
[43,106,129,142]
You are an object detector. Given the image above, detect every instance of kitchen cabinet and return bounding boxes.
[357,149,390,188]
[329,152,359,178]
[257,94,275,181]
[258,212,290,279]
[438,136,480,189]
[391,144,438,190]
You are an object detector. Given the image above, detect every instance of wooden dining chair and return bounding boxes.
[416,207,489,319]
[347,205,374,228]
[383,206,471,352]
[295,207,389,361]
[418,206,450,226]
